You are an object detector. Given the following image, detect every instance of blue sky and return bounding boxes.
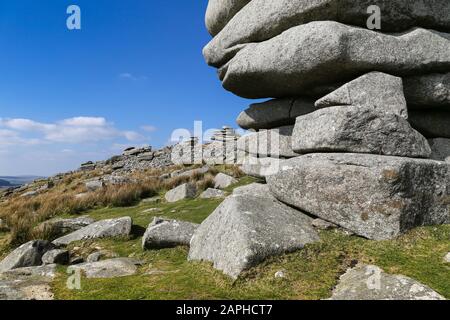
[0,0,252,176]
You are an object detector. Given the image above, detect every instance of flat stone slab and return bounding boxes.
[232,183,272,198]
[52,217,132,246]
[0,264,56,300]
[204,0,450,68]
[142,217,199,249]
[237,98,316,130]
[315,72,408,118]
[238,126,298,158]
[293,106,431,158]
[219,21,450,99]
[68,258,142,279]
[329,264,445,300]
[200,188,226,199]
[36,216,95,239]
[267,153,450,240]
[189,194,319,278]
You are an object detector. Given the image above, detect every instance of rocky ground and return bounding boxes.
[0,153,448,300]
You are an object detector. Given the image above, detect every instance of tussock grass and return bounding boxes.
[0,165,243,245]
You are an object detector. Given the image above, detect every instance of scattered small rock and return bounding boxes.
[68,258,142,278]
[214,173,238,189]
[200,188,226,199]
[142,217,199,249]
[165,183,197,203]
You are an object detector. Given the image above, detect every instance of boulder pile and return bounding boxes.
[195,0,450,268]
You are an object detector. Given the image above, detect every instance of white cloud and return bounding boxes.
[0,116,144,145]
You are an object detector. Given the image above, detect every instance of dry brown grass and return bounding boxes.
[0,164,236,245]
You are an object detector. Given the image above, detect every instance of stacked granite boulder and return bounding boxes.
[189,0,450,277]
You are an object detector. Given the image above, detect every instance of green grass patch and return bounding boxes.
[52,224,450,300]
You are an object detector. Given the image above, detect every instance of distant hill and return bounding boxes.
[0,176,43,187]
[0,179,12,187]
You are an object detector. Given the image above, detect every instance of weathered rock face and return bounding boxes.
[219,22,450,99]
[267,153,450,240]
[0,264,56,300]
[85,180,104,191]
[329,264,445,300]
[204,0,450,245]
[315,72,408,118]
[0,240,54,273]
[190,194,318,278]
[292,106,431,158]
[164,183,197,203]
[41,249,69,265]
[404,73,450,109]
[237,98,316,130]
[232,183,272,198]
[240,155,284,179]
[142,218,199,249]
[52,217,132,246]
[204,0,450,67]
[205,0,251,36]
[429,138,450,162]
[214,173,238,189]
[238,126,298,158]
[409,109,450,138]
[67,258,141,279]
[189,194,319,278]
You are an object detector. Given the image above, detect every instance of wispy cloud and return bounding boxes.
[141,125,157,132]
[118,72,148,81]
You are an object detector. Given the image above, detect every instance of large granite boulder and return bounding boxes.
[315,72,408,118]
[0,240,54,273]
[219,21,450,98]
[404,73,450,109]
[142,217,199,249]
[232,183,272,198]
[237,98,316,130]
[67,258,141,278]
[52,217,132,246]
[205,0,251,36]
[292,106,431,158]
[165,183,197,203]
[188,194,319,278]
[429,138,450,162]
[204,0,450,67]
[266,153,450,240]
[329,264,445,300]
[238,126,298,158]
